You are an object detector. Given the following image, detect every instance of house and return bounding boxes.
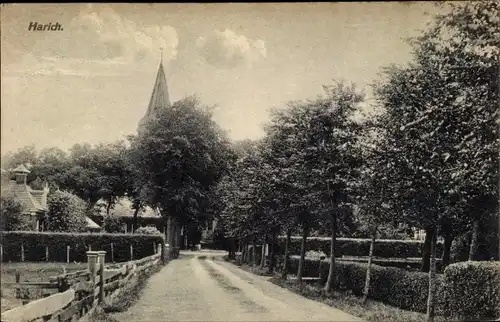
[91,198,165,233]
[1,164,49,231]
[1,164,102,232]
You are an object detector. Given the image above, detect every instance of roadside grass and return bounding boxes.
[223,257,276,277]
[102,264,163,313]
[270,277,451,322]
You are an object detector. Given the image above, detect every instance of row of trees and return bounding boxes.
[217,2,498,322]
[2,97,236,254]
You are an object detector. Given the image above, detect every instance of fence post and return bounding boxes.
[21,242,25,262]
[87,251,98,282]
[111,243,114,263]
[153,242,156,255]
[0,244,3,262]
[45,245,49,262]
[66,245,70,263]
[130,244,133,261]
[97,251,106,303]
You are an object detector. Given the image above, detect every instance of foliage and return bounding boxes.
[0,194,33,231]
[46,190,87,232]
[134,226,162,235]
[442,261,500,320]
[276,236,444,259]
[103,215,125,233]
[0,231,164,262]
[129,96,235,226]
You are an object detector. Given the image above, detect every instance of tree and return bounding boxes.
[374,2,498,320]
[0,194,32,231]
[135,226,162,235]
[103,214,124,233]
[46,190,87,232]
[129,96,234,258]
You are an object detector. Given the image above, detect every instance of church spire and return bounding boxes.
[138,52,171,134]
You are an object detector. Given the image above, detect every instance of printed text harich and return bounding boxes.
[28,22,63,31]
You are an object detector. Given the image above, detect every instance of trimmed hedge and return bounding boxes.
[442,261,500,320]
[0,231,165,263]
[288,256,500,320]
[277,236,444,259]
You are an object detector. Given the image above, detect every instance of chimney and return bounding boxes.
[12,164,30,185]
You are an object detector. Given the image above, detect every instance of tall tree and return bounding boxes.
[129,96,234,259]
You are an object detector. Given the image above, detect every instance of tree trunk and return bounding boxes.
[269,232,277,273]
[166,216,173,259]
[469,219,480,261]
[132,207,140,233]
[252,236,257,266]
[240,240,246,264]
[442,234,454,267]
[362,227,377,304]
[260,235,267,268]
[297,222,309,283]
[282,229,292,279]
[426,225,438,322]
[106,200,113,216]
[421,226,433,272]
[324,213,337,293]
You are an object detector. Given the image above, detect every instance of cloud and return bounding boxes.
[32,7,178,65]
[196,29,266,68]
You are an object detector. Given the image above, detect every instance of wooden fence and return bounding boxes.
[1,244,164,322]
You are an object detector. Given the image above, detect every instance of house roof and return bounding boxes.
[86,216,101,230]
[12,164,30,173]
[97,198,161,218]
[1,180,48,214]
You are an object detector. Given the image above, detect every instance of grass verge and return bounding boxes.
[85,263,164,322]
[269,277,451,322]
[223,257,277,277]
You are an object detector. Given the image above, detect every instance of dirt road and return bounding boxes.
[112,251,363,321]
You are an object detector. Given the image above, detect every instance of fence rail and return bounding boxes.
[1,243,164,322]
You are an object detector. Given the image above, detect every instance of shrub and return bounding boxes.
[0,194,34,231]
[103,215,125,233]
[46,190,87,232]
[134,226,161,235]
[288,256,446,314]
[442,261,500,320]
[0,231,165,263]
[276,236,444,259]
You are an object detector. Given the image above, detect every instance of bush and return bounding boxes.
[287,257,500,320]
[277,236,444,259]
[0,195,34,231]
[0,231,165,263]
[442,261,500,320]
[103,215,125,233]
[134,226,161,235]
[46,190,87,232]
[287,256,446,314]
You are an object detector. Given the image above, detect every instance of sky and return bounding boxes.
[1,3,443,154]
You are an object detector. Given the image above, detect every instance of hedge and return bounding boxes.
[0,231,165,263]
[276,236,444,259]
[287,256,500,320]
[442,261,500,320]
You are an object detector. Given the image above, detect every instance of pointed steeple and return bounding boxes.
[138,52,171,134]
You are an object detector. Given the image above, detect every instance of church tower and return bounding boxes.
[138,52,171,135]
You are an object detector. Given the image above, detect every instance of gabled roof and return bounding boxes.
[86,216,101,230]
[1,181,48,214]
[138,62,171,134]
[96,198,161,218]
